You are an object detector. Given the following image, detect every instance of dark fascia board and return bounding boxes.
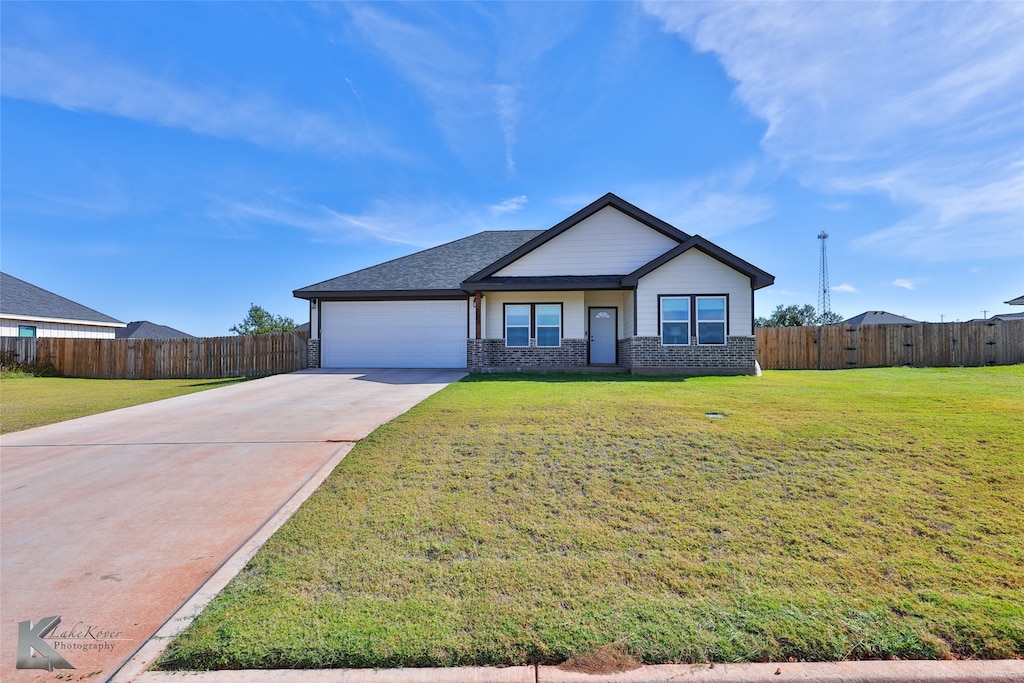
[463,193,692,283]
[462,277,625,293]
[293,289,467,301]
[622,235,776,290]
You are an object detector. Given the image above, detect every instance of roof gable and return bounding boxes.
[466,193,690,282]
[0,272,124,325]
[622,236,776,290]
[843,311,919,325]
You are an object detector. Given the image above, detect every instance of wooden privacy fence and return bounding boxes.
[0,337,38,366]
[756,319,1024,370]
[25,332,309,379]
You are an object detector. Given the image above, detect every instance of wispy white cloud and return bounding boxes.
[207,193,509,247]
[622,164,774,235]
[832,283,858,293]
[345,4,578,175]
[0,46,391,158]
[643,1,1024,261]
[490,195,528,215]
[892,278,916,291]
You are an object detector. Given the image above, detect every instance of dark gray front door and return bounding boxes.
[589,307,617,364]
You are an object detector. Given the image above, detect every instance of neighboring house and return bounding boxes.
[990,312,1024,321]
[843,311,919,325]
[0,272,125,339]
[1005,295,1024,306]
[294,193,774,374]
[115,321,195,339]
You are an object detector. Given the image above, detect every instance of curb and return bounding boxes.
[132,660,1024,683]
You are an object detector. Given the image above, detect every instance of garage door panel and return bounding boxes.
[321,300,467,368]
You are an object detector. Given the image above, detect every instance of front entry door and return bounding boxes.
[589,307,617,364]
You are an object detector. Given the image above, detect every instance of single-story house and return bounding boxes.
[0,272,126,339]
[115,321,195,339]
[294,193,775,374]
[843,311,919,325]
[1005,295,1024,306]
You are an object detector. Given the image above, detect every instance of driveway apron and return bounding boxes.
[1,368,465,681]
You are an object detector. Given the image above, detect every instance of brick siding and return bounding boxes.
[468,338,587,370]
[307,338,321,368]
[625,336,756,373]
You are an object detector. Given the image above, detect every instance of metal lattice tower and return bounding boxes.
[817,231,831,320]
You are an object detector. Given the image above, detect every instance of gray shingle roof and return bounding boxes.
[294,230,544,296]
[843,311,919,325]
[116,321,195,339]
[1,272,124,325]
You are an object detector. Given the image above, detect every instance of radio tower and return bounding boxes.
[817,231,831,322]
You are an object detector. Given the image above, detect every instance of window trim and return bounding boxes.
[503,302,563,348]
[695,295,728,345]
[18,325,37,338]
[658,295,692,346]
[504,303,531,348]
[658,294,730,346]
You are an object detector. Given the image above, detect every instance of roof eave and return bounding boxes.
[293,288,468,301]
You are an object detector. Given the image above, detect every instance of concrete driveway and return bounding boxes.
[1,368,465,681]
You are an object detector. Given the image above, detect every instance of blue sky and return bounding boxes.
[2,1,1021,336]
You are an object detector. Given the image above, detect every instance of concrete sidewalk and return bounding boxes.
[2,369,464,682]
[133,660,1024,682]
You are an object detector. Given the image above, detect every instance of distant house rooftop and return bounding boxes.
[115,321,194,339]
[1005,295,1024,306]
[843,311,919,325]
[1,272,124,326]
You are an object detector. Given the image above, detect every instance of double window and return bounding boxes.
[660,295,727,345]
[504,303,562,347]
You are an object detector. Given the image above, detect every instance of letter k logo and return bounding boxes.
[17,616,75,670]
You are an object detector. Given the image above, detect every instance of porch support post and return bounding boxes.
[474,292,482,339]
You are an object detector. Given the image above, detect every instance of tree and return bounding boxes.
[755,304,844,327]
[230,304,297,335]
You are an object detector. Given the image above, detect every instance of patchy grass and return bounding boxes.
[0,375,249,433]
[159,367,1024,669]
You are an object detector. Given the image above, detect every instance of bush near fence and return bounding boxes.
[755,319,1024,370]
[1,331,308,379]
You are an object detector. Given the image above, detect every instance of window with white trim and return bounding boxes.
[696,296,727,344]
[660,296,690,345]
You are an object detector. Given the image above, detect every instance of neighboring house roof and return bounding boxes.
[0,272,124,326]
[989,311,1024,321]
[1005,295,1024,305]
[843,311,919,325]
[294,230,543,299]
[115,321,195,339]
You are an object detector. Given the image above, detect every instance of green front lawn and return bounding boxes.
[160,367,1024,669]
[0,374,248,433]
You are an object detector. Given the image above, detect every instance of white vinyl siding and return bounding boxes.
[484,291,584,339]
[636,250,753,337]
[494,206,677,276]
[0,317,120,339]
[320,300,467,368]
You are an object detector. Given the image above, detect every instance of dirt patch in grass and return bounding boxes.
[559,645,642,674]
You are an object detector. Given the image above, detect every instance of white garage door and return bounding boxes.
[321,300,468,368]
